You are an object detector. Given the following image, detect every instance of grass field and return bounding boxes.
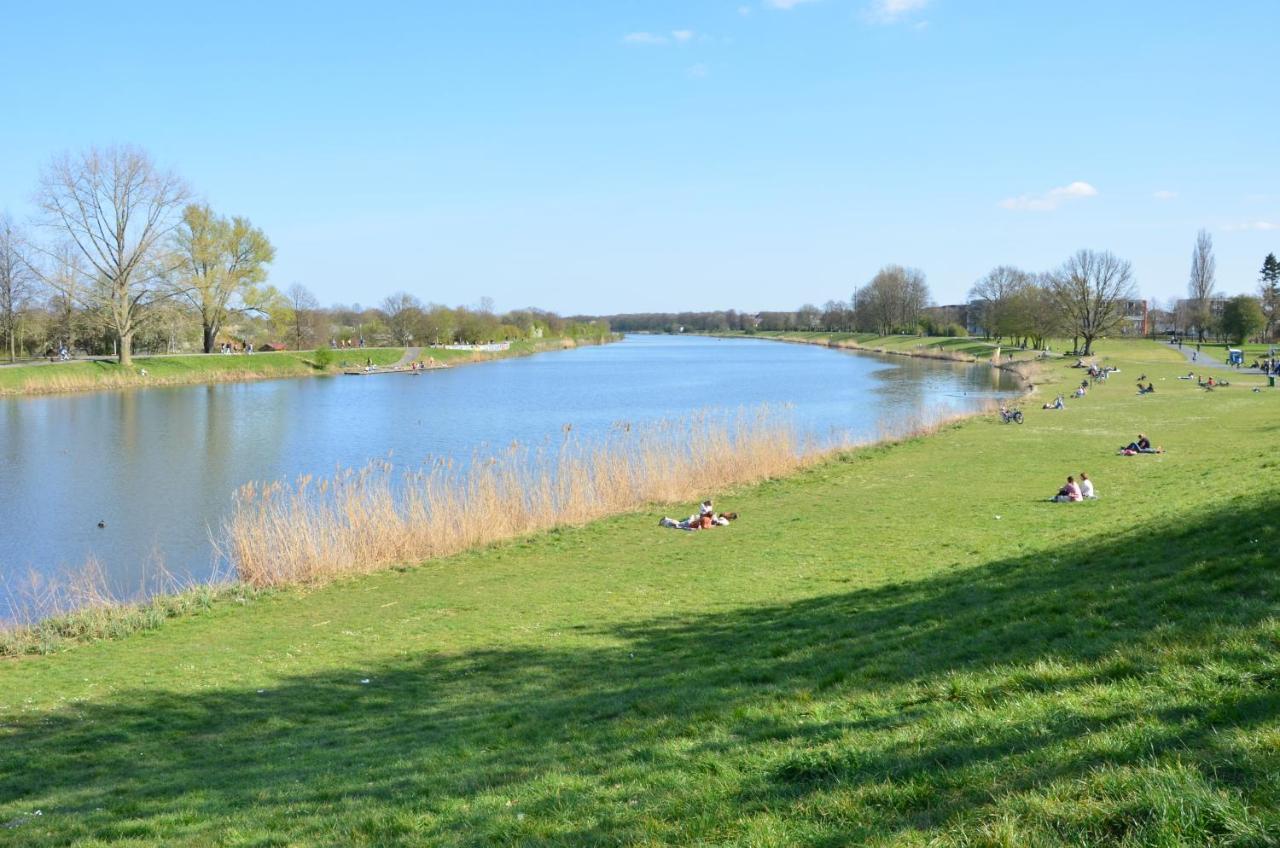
[1,338,1278,846]
[737,330,1049,364]
[0,337,608,397]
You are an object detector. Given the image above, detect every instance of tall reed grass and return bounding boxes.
[224,410,811,587]
[0,557,249,656]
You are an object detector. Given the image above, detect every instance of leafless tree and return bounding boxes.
[33,145,190,365]
[0,214,35,361]
[287,283,320,349]
[381,292,424,345]
[855,265,930,335]
[968,265,1033,341]
[1047,249,1137,355]
[1187,228,1217,341]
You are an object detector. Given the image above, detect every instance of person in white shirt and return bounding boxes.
[1079,472,1096,499]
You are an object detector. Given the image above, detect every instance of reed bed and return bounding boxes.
[224,410,811,587]
[0,557,247,656]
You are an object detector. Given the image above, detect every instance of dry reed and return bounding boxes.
[224,410,811,587]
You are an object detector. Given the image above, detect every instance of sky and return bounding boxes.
[1,0,1277,314]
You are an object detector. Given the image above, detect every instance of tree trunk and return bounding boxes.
[203,322,217,354]
[118,330,133,366]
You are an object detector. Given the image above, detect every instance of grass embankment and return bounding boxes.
[0,336,610,397]
[733,330,1027,364]
[2,340,1279,845]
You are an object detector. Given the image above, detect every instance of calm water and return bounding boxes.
[0,335,1017,601]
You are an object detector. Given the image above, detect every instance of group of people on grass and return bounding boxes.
[660,500,739,531]
[1053,472,1096,502]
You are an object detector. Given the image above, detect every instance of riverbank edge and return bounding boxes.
[712,330,1045,396]
[1,394,1029,657]
[0,334,620,398]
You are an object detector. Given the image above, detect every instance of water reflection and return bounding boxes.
[0,335,1018,598]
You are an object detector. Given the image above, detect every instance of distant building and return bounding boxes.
[1117,299,1149,336]
[922,302,984,336]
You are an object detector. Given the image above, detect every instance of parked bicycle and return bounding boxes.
[999,404,1024,424]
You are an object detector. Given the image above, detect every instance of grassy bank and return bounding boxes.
[729,330,1021,363]
[0,336,613,397]
[2,339,1278,845]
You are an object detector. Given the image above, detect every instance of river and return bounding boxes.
[0,335,1018,606]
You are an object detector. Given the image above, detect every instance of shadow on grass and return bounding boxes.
[2,498,1278,845]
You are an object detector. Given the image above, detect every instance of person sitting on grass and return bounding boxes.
[1042,394,1065,410]
[1052,475,1083,502]
[1079,472,1096,499]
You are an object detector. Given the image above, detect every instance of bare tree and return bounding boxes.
[856,265,930,335]
[174,204,275,353]
[0,214,35,362]
[1047,249,1137,355]
[381,292,424,345]
[286,283,320,349]
[968,265,1033,341]
[33,145,189,365]
[1187,228,1217,342]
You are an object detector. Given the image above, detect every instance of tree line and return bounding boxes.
[0,145,608,364]
[598,238,1280,354]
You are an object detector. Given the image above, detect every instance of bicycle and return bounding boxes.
[998,405,1024,424]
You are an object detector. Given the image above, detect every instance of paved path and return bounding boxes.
[394,347,421,367]
[1167,343,1272,374]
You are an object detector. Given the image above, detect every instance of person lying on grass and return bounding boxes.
[1119,435,1164,455]
[1042,394,1065,410]
[1052,475,1083,503]
[659,508,739,531]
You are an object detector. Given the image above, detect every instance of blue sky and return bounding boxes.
[2,0,1277,314]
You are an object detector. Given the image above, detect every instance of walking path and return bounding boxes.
[1168,343,1270,373]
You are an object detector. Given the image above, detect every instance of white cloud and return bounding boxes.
[869,0,929,23]
[672,29,694,42]
[623,31,667,45]
[1223,220,1280,232]
[999,181,1099,212]
[687,63,710,79]
[1153,190,1178,201]
[764,0,819,10]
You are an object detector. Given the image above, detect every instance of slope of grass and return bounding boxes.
[735,330,1164,365]
[1,340,1278,846]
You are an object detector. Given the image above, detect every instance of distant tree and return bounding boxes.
[1260,252,1280,340]
[43,244,89,352]
[381,292,424,345]
[856,265,930,335]
[1220,295,1266,344]
[33,145,190,365]
[0,214,35,362]
[1047,249,1137,355]
[796,303,821,331]
[173,204,275,353]
[421,305,457,344]
[1187,229,1217,342]
[968,265,1033,341]
[286,283,320,349]
[1016,276,1062,350]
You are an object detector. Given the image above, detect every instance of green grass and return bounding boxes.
[2,339,1278,845]
[737,330,1048,362]
[0,337,611,397]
